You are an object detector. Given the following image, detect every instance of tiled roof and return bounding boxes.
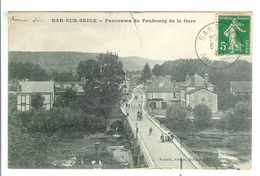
[230,81,252,93]
[18,81,54,93]
[147,76,182,93]
[181,74,214,87]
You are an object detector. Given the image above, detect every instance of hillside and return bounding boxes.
[8,51,164,72]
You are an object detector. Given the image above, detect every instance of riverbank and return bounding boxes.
[48,131,134,169]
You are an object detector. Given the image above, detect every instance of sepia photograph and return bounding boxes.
[3,9,256,175]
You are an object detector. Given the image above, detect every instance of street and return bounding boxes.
[125,87,196,169]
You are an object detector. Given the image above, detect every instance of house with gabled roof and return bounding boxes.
[146,76,182,109]
[16,81,55,111]
[181,73,218,113]
[230,81,252,97]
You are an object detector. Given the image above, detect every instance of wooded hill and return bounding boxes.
[8,51,165,72]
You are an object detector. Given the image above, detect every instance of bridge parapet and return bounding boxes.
[120,93,155,168]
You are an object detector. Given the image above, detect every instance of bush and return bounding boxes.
[12,107,107,135]
[220,101,252,131]
[164,104,192,133]
[193,104,212,129]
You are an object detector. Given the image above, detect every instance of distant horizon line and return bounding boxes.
[8,50,252,63]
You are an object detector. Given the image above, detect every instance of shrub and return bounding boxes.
[193,104,212,129]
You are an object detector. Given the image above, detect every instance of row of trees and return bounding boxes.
[9,61,79,82]
[140,59,251,111]
[165,104,212,132]
[9,61,48,81]
[149,59,252,93]
[164,101,252,133]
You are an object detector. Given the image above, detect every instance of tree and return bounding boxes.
[54,87,77,107]
[9,61,48,81]
[152,64,162,77]
[232,101,251,131]
[76,51,125,116]
[31,94,45,110]
[165,104,192,132]
[220,101,251,131]
[141,63,152,83]
[193,104,212,129]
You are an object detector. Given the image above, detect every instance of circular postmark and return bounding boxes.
[195,22,242,69]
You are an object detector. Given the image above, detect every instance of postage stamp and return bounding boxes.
[194,12,252,69]
[217,14,251,56]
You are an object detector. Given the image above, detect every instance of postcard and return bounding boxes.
[5,11,253,174]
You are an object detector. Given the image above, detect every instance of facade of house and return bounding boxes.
[180,73,218,113]
[230,81,252,97]
[16,81,55,111]
[146,76,181,109]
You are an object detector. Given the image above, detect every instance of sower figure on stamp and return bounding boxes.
[149,127,153,135]
[224,18,246,53]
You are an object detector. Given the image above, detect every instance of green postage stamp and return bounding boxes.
[217,14,251,56]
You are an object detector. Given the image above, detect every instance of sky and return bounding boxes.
[8,12,252,61]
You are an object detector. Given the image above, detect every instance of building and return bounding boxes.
[146,76,182,109]
[181,73,218,113]
[16,81,55,111]
[230,81,252,97]
[121,77,131,94]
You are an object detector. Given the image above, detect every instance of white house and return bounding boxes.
[16,81,55,111]
[181,73,218,113]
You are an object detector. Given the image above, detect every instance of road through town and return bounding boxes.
[125,87,196,169]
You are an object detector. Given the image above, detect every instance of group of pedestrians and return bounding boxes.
[160,132,174,143]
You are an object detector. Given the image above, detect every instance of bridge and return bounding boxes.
[120,86,208,169]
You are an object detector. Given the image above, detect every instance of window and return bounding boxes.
[162,102,167,109]
[173,93,176,98]
[21,95,26,103]
[22,104,26,111]
[151,102,156,109]
[202,98,205,101]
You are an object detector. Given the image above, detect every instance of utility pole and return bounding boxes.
[180,157,183,169]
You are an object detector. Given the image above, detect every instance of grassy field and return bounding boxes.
[166,126,252,170]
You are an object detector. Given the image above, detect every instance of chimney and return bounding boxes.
[205,74,209,86]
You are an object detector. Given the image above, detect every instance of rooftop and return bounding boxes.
[182,73,214,87]
[147,76,182,93]
[18,81,54,93]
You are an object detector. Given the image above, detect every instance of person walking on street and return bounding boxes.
[149,127,153,135]
[161,133,165,143]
